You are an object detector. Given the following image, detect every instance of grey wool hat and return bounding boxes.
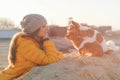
[20,14,47,34]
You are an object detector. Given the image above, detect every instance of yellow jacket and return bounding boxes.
[0,36,64,80]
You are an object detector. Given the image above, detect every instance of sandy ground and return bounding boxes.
[18,51,120,80]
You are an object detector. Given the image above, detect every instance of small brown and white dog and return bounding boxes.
[66,20,113,57]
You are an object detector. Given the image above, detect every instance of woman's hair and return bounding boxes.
[8,32,25,64]
[8,28,41,65]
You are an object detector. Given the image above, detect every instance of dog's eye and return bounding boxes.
[67,29,70,33]
[67,26,71,31]
[67,26,70,29]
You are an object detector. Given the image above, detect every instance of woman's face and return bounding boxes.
[36,26,48,39]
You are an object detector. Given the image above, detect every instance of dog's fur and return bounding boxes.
[66,21,112,57]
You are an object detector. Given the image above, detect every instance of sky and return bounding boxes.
[0,0,120,30]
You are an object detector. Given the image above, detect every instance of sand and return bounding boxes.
[18,50,120,80]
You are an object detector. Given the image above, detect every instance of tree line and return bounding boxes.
[0,17,15,29]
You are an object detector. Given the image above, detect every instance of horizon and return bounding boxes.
[0,0,120,30]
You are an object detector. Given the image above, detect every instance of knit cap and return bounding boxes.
[20,14,47,34]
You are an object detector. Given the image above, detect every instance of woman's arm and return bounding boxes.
[20,39,64,65]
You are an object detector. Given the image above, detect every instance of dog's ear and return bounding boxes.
[67,21,73,30]
[70,21,80,29]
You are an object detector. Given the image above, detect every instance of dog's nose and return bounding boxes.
[65,33,70,39]
[66,34,68,38]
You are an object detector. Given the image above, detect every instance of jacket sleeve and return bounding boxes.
[22,40,64,65]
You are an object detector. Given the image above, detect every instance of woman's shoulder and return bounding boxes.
[15,33,39,47]
[17,35,34,44]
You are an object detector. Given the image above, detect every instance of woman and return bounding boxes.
[0,14,64,80]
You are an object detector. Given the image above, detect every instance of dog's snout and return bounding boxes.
[65,32,70,38]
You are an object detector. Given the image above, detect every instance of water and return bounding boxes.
[0,39,10,70]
